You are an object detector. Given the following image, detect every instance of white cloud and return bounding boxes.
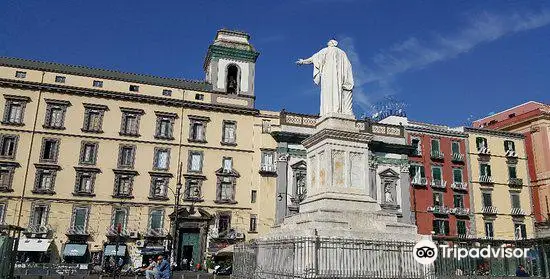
[340,9,550,113]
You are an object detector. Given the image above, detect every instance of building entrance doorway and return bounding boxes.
[178,229,200,268]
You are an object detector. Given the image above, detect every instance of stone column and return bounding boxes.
[275,143,289,225]
[399,161,412,224]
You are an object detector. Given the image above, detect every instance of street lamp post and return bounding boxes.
[171,162,183,266]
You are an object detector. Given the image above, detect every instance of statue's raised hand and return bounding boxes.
[296,59,309,65]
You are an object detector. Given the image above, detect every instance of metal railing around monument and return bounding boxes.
[233,236,426,279]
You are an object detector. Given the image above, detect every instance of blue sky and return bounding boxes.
[1,0,549,126]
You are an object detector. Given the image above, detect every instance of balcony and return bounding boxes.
[479,175,493,184]
[505,150,518,158]
[430,151,444,160]
[145,228,168,238]
[431,179,447,190]
[259,164,277,176]
[481,206,498,214]
[508,178,523,187]
[112,193,134,199]
[451,153,464,162]
[411,149,422,157]
[477,147,491,156]
[66,226,89,236]
[427,205,450,215]
[511,208,526,216]
[23,224,52,237]
[106,225,129,237]
[451,182,468,191]
[451,207,470,216]
[411,177,427,186]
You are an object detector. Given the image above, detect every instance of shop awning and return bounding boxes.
[104,244,126,256]
[63,244,88,257]
[216,244,234,257]
[140,246,165,255]
[17,239,52,252]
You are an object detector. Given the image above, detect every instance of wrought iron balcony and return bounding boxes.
[479,175,493,184]
[511,208,526,216]
[66,226,89,236]
[451,207,470,216]
[505,150,518,158]
[477,147,491,155]
[508,178,523,187]
[145,228,168,238]
[24,224,52,235]
[430,179,447,189]
[106,225,128,237]
[259,164,277,175]
[427,205,450,215]
[481,206,498,214]
[411,149,422,157]
[430,151,444,160]
[451,153,464,162]
[451,182,468,191]
[411,177,427,186]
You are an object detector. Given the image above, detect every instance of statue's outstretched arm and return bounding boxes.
[296,56,313,65]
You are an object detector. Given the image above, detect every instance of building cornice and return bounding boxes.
[270,131,310,144]
[406,125,467,138]
[463,127,525,139]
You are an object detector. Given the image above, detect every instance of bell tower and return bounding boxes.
[204,29,259,98]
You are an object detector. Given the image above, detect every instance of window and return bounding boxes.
[453,195,464,208]
[508,165,517,179]
[0,165,15,191]
[453,168,463,183]
[457,220,467,236]
[149,209,164,231]
[222,157,233,172]
[480,163,492,177]
[261,150,275,172]
[111,208,128,231]
[79,142,98,165]
[70,206,89,232]
[120,108,143,136]
[431,166,442,181]
[509,113,516,118]
[195,93,204,100]
[222,121,236,144]
[476,137,488,150]
[113,173,134,198]
[482,192,493,207]
[55,76,66,83]
[511,194,521,208]
[431,139,440,153]
[153,148,170,170]
[451,141,460,155]
[187,151,203,173]
[432,219,449,235]
[411,137,421,155]
[43,100,70,129]
[93,80,103,88]
[251,190,257,203]
[33,168,57,193]
[118,145,136,169]
[189,117,207,142]
[155,113,176,139]
[217,213,231,234]
[433,192,443,206]
[0,203,5,224]
[73,170,97,195]
[2,96,29,125]
[82,104,107,132]
[409,165,426,181]
[226,65,239,94]
[15,71,26,78]
[219,179,233,201]
[30,204,49,229]
[162,89,172,96]
[514,223,527,239]
[184,178,202,200]
[0,135,18,159]
[249,214,258,232]
[485,222,494,238]
[40,138,59,163]
[149,176,169,199]
[129,85,139,92]
[504,140,515,152]
[262,120,271,133]
[294,167,307,199]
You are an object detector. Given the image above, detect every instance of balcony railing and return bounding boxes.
[481,206,498,214]
[451,153,464,162]
[508,178,523,187]
[25,224,52,235]
[66,226,89,236]
[106,225,128,237]
[479,175,493,184]
[259,164,277,174]
[511,208,526,216]
[411,149,422,157]
[451,207,470,216]
[477,147,491,155]
[427,205,450,215]
[431,179,447,189]
[145,228,168,238]
[451,182,468,191]
[430,151,444,160]
[411,177,427,186]
[505,150,518,158]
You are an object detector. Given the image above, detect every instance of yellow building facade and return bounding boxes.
[0,29,278,267]
[463,127,534,240]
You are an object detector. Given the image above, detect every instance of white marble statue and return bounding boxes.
[384,182,394,203]
[297,39,354,117]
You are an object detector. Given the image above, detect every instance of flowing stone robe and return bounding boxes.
[307,45,354,116]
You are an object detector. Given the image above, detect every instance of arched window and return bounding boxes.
[226,65,239,94]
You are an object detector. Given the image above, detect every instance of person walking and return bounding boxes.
[516,264,530,277]
[157,255,171,279]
